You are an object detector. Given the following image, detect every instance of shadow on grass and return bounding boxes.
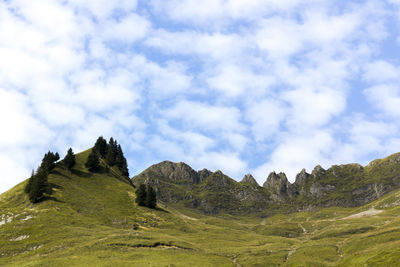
[36,196,65,203]
[52,170,72,179]
[45,196,65,203]
[49,183,63,190]
[71,169,92,178]
[154,206,169,213]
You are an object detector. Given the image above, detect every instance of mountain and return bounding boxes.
[133,161,274,214]
[133,152,400,214]
[2,146,400,266]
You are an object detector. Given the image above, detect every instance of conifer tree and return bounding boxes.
[145,185,157,209]
[26,151,59,203]
[115,144,129,177]
[63,148,76,171]
[24,169,35,194]
[85,149,100,172]
[94,136,108,157]
[28,174,40,203]
[105,137,117,166]
[41,151,60,172]
[28,168,50,203]
[135,184,147,206]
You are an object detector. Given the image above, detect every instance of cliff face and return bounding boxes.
[133,153,400,214]
[133,163,272,214]
[263,172,297,201]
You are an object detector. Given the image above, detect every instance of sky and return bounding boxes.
[1,0,400,193]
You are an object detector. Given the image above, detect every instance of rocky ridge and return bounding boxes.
[133,153,400,214]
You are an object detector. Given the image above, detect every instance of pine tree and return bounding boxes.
[94,136,108,157]
[25,151,58,203]
[105,137,117,166]
[28,168,49,203]
[85,149,100,172]
[41,151,60,172]
[24,169,35,194]
[145,185,157,209]
[135,184,147,206]
[63,148,76,171]
[115,144,129,177]
[28,174,40,203]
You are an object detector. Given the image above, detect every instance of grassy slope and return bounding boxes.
[1,150,400,266]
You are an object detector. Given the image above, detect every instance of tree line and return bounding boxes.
[24,136,153,207]
[85,136,129,177]
[25,149,76,203]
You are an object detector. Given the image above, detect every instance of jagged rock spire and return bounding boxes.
[294,168,310,186]
[263,171,288,189]
[311,165,325,176]
[198,168,212,182]
[240,174,259,186]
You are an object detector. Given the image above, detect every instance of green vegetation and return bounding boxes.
[92,136,129,177]
[3,147,400,266]
[94,136,107,157]
[145,185,157,208]
[135,184,157,208]
[135,184,146,206]
[63,148,76,171]
[24,151,60,203]
[85,149,100,172]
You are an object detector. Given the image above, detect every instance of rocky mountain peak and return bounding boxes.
[202,170,234,188]
[240,174,259,186]
[263,171,295,200]
[197,168,213,182]
[263,172,288,188]
[142,160,200,184]
[311,165,326,177]
[294,168,310,186]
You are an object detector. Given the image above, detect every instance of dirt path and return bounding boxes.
[342,207,383,219]
[298,223,307,233]
[232,254,242,267]
[285,247,297,262]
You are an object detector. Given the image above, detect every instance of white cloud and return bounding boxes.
[283,87,346,128]
[255,18,303,58]
[164,100,245,133]
[253,115,400,184]
[364,84,400,116]
[0,0,399,195]
[146,61,192,97]
[245,98,287,141]
[103,13,150,43]
[253,130,335,183]
[0,89,53,147]
[0,155,33,194]
[363,61,400,82]
[206,64,275,97]
[69,0,138,19]
[146,30,246,61]
[156,120,215,154]
[195,151,247,179]
[149,0,304,26]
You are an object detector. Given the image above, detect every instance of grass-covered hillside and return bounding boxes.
[2,149,400,266]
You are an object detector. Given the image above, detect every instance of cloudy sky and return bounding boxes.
[1,0,400,193]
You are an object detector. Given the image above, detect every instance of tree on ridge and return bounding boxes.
[63,148,76,171]
[85,149,100,172]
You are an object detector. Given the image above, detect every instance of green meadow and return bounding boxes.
[1,150,400,266]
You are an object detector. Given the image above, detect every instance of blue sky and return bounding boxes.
[1,0,400,193]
